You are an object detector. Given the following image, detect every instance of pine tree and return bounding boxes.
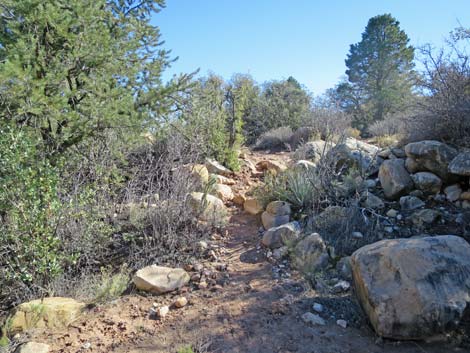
[343,14,415,128]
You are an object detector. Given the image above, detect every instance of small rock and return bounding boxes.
[134,265,190,294]
[312,303,324,313]
[301,312,326,326]
[336,319,348,328]
[444,184,463,202]
[15,342,50,353]
[262,222,301,249]
[411,209,441,225]
[352,231,364,239]
[272,246,289,260]
[399,196,425,210]
[332,280,350,293]
[81,342,91,350]
[198,281,208,289]
[386,209,398,218]
[174,297,188,308]
[361,192,385,209]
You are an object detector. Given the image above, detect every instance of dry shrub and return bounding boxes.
[254,126,293,150]
[289,126,319,149]
[305,108,352,139]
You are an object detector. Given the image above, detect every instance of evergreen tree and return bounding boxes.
[0,0,192,158]
[342,14,415,128]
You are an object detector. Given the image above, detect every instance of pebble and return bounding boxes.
[156,305,169,318]
[312,302,324,313]
[301,312,326,326]
[174,297,188,308]
[332,280,351,293]
[336,319,348,328]
[352,231,363,239]
[386,209,398,218]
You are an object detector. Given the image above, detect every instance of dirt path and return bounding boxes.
[31,151,466,353]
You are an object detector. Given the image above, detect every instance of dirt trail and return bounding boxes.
[31,151,464,353]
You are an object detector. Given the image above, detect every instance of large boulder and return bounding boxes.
[378,159,414,200]
[186,192,226,221]
[133,265,190,294]
[411,172,442,195]
[293,233,329,273]
[262,222,300,249]
[449,151,470,176]
[351,235,470,339]
[9,297,86,334]
[404,140,458,180]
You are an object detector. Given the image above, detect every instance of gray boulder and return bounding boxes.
[351,235,470,339]
[262,222,301,249]
[293,233,329,273]
[133,265,190,294]
[411,172,442,195]
[378,159,414,200]
[449,151,470,176]
[404,140,458,180]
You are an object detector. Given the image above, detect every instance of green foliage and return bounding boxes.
[337,14,416,129]
[177,346,195,353]
[92,266,129,304]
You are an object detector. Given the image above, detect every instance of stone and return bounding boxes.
[352,232,364,239]
[336,319,348,328]
[386,209,398,218]
[213,174,236,185]
[411,172,442,195]
[214,183,234,202]
[293,233,329,272]
[444,184,463,202]
[156,305,170,318]
[272,246,289,260]
[378,159,414,200]
[244,198,263,215]
[391,147,406,158]
[332,280,350,293]
[409,190,424,198]
[266,201,291,216]
[174,297,188,308]
[411,209,440,225]
[133,265,190,294]
[301,312,326,326]
[404,140,458,180]
[256,160,286,174]
[378,148,392,159]
[178,164,209,191]
[336,256,352,280]
[262,222,301,249]
[205,159,232,176]
[312,303,324,313]
[186,192,227,221]
[461,192,470,201]
[463,201,470,209]
[361,192,385,209]
[232,193,246,206]
[405,157,420,174]
[15,342,50,353]
[351,235,470,339]
[9,297,86,334]
[363,179,377,189]
[449,152,470,176]
[295,160,316,170]
[399,196,425,210]
[261,211,290,230]
[294,140,332,163]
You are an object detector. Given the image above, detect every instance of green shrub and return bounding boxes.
[91,266,129,304]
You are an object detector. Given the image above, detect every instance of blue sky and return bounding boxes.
[154,0,470,95]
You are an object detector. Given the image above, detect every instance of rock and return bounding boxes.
[156,305,170,318]
[301,312,326,326]
[336,319,348,329]
[9,297,86,334]
[272,246,289,260]
[256,160,286,174]
[326,143,356,172]
[205,159,232,176]
[361,192,385,209]
[411,209,440,225]
[133,265,190,294]
[178,164,209,191]
[386,209,398,218]
[378,159,414,200]
[312,303,324,313]
[346,137,380,155]
[399,196,425,210]
[293,233,329,272]
[244,198,263,215]
[363,179,377,189]
[449,152,470,176]
[463,200,470,209]
[214,184,234,202]
[232,193,246,206]
[295,160,316,170]
[262,222,301,249]
[405,157,420,174]
[444,184,463,202]
[378,148,392,159]
[461,192,470,201]
[187,192,227,221]
[213,174,236,185]
[261,211,290,230]
[404,140,458,180]
[351,235,470,339]
[391,147,406,158]
[352,232,364,239]
[332,280,350,293]
[15,342,50,353]
[409,190,424,198]
[294,140,332,163]
[174,297,188,308]
[411,172,442,195]
[266,201,291,216]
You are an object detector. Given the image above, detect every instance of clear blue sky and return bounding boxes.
[154,0,470,95]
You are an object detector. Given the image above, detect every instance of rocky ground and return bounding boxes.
[6,144,470,353]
